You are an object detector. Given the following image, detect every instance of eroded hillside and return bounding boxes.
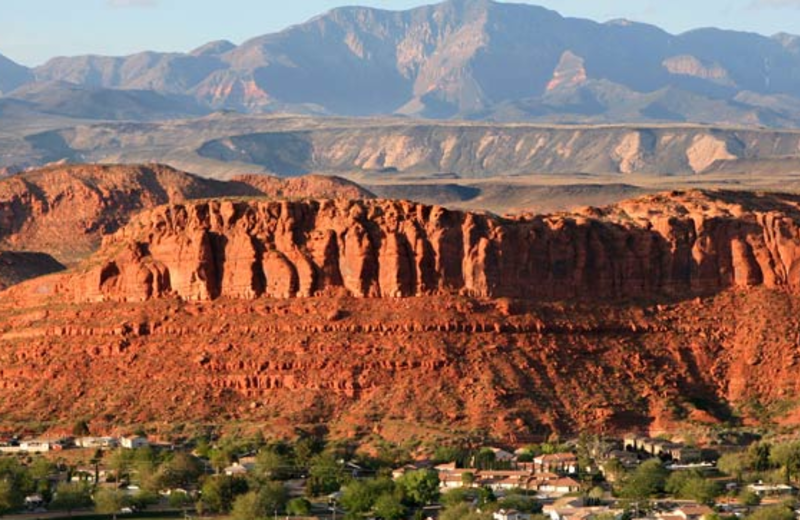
[2,189,800,440]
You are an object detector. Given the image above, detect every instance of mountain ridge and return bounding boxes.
[5,0,800,125]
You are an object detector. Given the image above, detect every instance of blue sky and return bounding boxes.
[3,0,800,66]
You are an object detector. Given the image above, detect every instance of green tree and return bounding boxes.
[740,489,761,507]
[256,481,288,515]
[107,449,132,483]
[619,459,667,500]
[770,442,800,483]
[199,475,249,513]
[158,452,203,490]
[397,469,440,506]
[230,483,287,520]
[254,450,291,482]
[0,480,22,516]
[0,457,32,515]
[374,493,406,520]
[129,489,159,510]
[500,494,541,514]
[230,491,264,520]
[209,449,232,474]
[473,449,497,470]
[293,436,324,467]
[718,452,747,482]
[94,488,126,520]
[434,446,469,465]
[476,487,496,507]
[747,504,795,520]
[341,478,394,514]
[167,491,193,509]
[440,503,492,520]
[462,472,476,487]
[747,442,772,473]
[131,447,159,489]
[306,453,344,496]
[666,471,721,505]
[286,497,312,516]
[602,458,625,482]
[441,488,473,507]
[193,437,212,459]
[29,457,56,482]
[50,482,92,516]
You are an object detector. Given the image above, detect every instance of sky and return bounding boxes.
[2,0,800,67]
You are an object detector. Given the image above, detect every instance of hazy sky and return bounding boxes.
[3,0,800,66]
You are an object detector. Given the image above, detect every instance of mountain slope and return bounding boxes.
[7,81,210,121]
[0,53,32,95]
[21,0,800,124]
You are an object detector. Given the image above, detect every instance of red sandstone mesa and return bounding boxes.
[3,188,800,440]
[51,191,800,304]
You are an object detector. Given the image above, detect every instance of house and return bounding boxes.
[670,504,715,520]
[747,482,796,497]
[19,439,54,453]
[481,470,534,479]
[223,463,250,477]
[545,501,624,520]
[667,445,702,463]
[439,470,471,489]
[623,434,647,452]
[480,470,533,490]
[24,495,44,509]
[436,463,473,489]
[624,434,701,463]
[535,453,579,474]
[392,462,431,480]
[604,450,639,468]
[71,467,99,484]
[233,456,257,474]
[539,478,582,495]
[494,509,531,520]
[120,436,149,449]
[488,447,517,462]
[523,473,561,492]
[77,436,118,449]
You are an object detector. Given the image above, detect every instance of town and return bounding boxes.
[0,428,798,520]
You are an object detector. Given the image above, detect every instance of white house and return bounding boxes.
[748,482,796,497]
[494,509,531,520]
[539,477,581,495]
[19,440,53,453]
[24,495,44,509]
[488,447,517,462]
[77,436,118,449]
[120,436,149,449]
[224,463,251,477]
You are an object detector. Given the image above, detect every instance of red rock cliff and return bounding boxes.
[62,191,800,303]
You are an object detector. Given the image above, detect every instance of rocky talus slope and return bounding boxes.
[2,190,800,439]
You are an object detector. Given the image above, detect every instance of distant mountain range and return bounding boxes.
[4,0,800,125]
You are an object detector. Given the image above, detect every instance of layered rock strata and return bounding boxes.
[59,191,800,303]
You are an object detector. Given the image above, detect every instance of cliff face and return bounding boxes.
[4,189,800,439]
[0,163,373,274]
[57,191,800,304]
